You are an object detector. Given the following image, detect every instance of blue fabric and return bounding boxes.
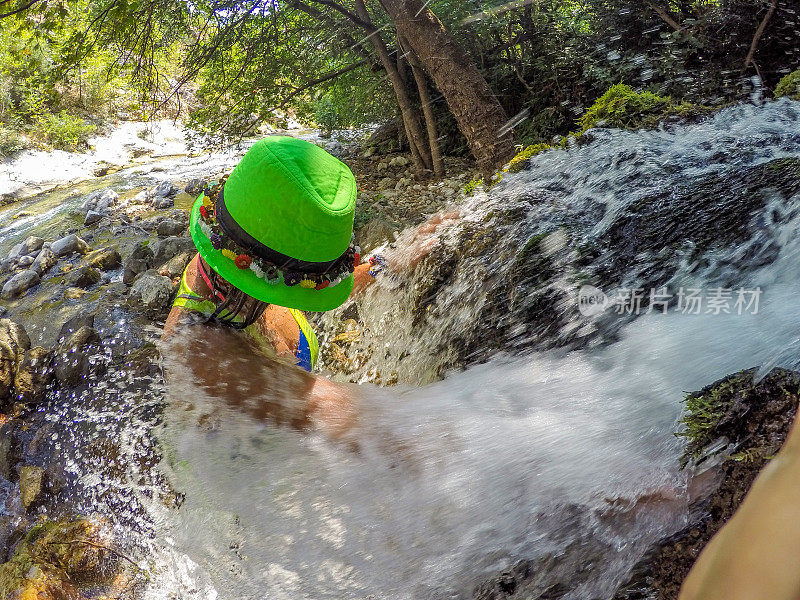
[296,329,312,372]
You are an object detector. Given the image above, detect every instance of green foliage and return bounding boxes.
[36,111,95,151]
[463,177,483,195]
[0,124,27,157]
[577,83,699,132]
[507,143,552,173]
[775,70,800,100]
[313,96,338,137]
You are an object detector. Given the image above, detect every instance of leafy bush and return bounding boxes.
[36,111,95,151]
[775,70,800,100]
[577,83,700,132]
[313,96,339,137]
[0,123,27,158]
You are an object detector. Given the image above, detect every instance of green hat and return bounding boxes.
[189,135,358,312]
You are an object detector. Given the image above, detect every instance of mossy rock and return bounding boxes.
[775,69,800,100]
[578,83,707,132]
[506,143,552,173]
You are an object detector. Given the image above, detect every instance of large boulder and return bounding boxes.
[14,347,53,403]
[80,188,118,214]
[129,270,175,315]
[50,234,89,258]
[21,236,44,256]
[152,236,195,266]
[84,249,122,271]
[156,218,186,238]
[123,243,155,285]
[1,270,40,299]
[0,320,31,401]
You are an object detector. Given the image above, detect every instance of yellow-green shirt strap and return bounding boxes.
[288,308,319,368]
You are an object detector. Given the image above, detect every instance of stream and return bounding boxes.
[2,99,800,599]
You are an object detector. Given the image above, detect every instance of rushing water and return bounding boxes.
[3,100,800,599]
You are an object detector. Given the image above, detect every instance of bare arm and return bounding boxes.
[680,412,800,600]
[161,314,358,440]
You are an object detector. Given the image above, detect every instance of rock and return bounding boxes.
[65,266,100,289]
[84,210,104,226]
[152,236,195,265]
[15,255,34,269]
[158,251,193,279]
[394,177,412,191]
[389,155,410,168]
[185,178,207,196]
[152,180,177,198]
[93,161,121,177]
[156,218,186,237]
[21,236,44,256]
[129,270,175,314]
[80,188,118,213]
[133,190,151,204]
[0,341,15,399]
[362,146,376,158]
[6,243,24,261]
[14,347,52,403]
[20,465,44,510]
[30,246,57,277]
[378,177,394,190]
[152,195,174,209]
[54,325,99,386]
[1,270,40,299]
[84,249,121,271]
[0,420,22,480]
[123,243,155,285]
[51,234,89,257]
[57,315,95,345]
[63,287,88,300]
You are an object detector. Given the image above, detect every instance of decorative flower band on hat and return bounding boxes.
[198,181,359,290]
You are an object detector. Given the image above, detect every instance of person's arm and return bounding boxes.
[679,411,800,600]
[161,316,358,440]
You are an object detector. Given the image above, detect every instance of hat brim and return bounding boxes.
[189,195,354,312]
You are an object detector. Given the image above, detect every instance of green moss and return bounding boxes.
[462,177,483,195]
[507,143,552,173]
[775,70,800,100]
[578,83,702,132]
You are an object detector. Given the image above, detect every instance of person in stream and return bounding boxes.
[161,135,457,438]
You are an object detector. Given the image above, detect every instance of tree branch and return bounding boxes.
[0,0,41,19]
[742,0,779,73]
[648,2,682,31]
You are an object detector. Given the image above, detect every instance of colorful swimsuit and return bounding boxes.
[172,264,319,371]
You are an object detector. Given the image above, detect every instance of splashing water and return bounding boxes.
[4,100,800,599]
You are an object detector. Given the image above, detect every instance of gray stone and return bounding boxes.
[20,465,44,510]
[65,266,101,288]
[185,178,206,196]
[54,325,99,386]
[14,347,52,403]
[389,155,410,167]
[84,210,104,226]
[51,234,90,257]
[30,246,57,276]
[6,243,24,261]
[123,243,155,285]
[15,256,34,269]
[129,270,175,314]
[157,218,186,237]
[158,251,193,279]
[152,195,174,209]
[21,236,44,256]
[152,236,195,265]
[84,248,122,271]
[1,270,40,299]
[81,188,118,213]
[152,181,177,198]
[133,190,151,204]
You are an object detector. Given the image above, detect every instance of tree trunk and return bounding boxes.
[353,0,432,173]
[401,35,445,176]
[379,0,514,176]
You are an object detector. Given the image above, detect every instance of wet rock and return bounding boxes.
[65,266,101,289]
[123,243,155,285]
[22,236,44,256]
[14,347,53,403]
[51,234,90,257]
[20,465,44,510]
[57,314,95,344]
[157,218,186,237]
[30,246,57,277]
[63,287,88,300]
[81,188,118,213]
[158,251,193,279]
[0,341,15,399]
[152,236,195,265]
[84,210,104,226]
[6,242,24,261]
[93,161,122,177]
[153,180,177,198]
[15,255,34,269]
[54,325,99,387]
[84,248,122,271]
[129,270,175,314]
[153,195,175,209]
[1,270,40,299]
[185,178,206,196]
[0,420,22,480]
